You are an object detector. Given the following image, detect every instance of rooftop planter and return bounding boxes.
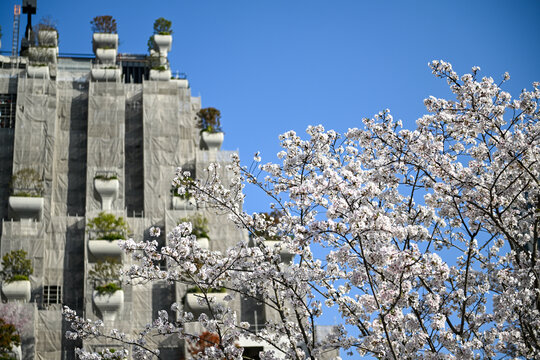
[38,30,58,47]
[95,48,117,64]
[90,260,123,322]
[8,168,44,220]
[179,214,210,249]
[91,67,121,82]
[26,64,50,79]
[87,212,128,260]
[94,173,119,210]
[91,16,118,53]
[1,250,33,303]
[149,66,171,81]
[185,287,228,313]
[198,107,224,151]
[28,46,57,65]
[151,18,173,56]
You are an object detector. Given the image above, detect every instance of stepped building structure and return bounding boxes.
[0,18,285,360]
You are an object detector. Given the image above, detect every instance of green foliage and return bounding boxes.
[153,18,172,35]
[186,286,226,294]
[0,250,33,283]
[89,259,122,293]
[147,36,155,54]
[197,107,222,133]
[179,214,210,239]
[91,15,117,34]
[152,65,167,72]
[10,168,43,197]
[95,283,122,295]
[87,212,128,240]
[94,174,118,180]
[0,318,20,359]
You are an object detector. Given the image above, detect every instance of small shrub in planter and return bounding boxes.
[10,168,43,197]
[179,214,210,239]
[89,259,122,294]
[152,65,167,72]
[91,15,117,34]
[0,250,33,283]
[87,212,128,240]
[171,175,195,199]
[153,17,173,35]
[94,174,118,180]
[0,318,21,356]
[198,107,223,133]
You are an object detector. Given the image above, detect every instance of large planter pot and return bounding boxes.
[8,196,44,220]
[38,30,58,47]
[201,131,224,151]
[93,289,124,322]
[153,34,172,54]
[92,33,118,52]
[28,46,57,64]
[2,280,31,303]
[91,68,121,82]
[185,292,228,312]
[88,240,123,260]
[94,178,119,210]
[95,48,117,64]
[197,237,209,250]
[149,69,171,81]
[9,345,22,360]
[27,65,50,79]
[264,240,294,264]
[172,196,196,210]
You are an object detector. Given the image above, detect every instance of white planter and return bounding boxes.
[93,289,124,322]
[27,65,50,79]
[38,30,58,47]
[8,196,43,220]
[95,48,117,64]
[153,34,172,54]
[91,68,121,82]
[88,240,123,260]
[197,237,209,250]
[201,131,224,151]
[264,240,294,263]
[172,196,196,210]
[2,280,31,303]
[28,46,57,64]
[149,69,171,81]
[92,33,118,52]
[186,292,228,312]
[9,345,22,360]
[94,178,119,210]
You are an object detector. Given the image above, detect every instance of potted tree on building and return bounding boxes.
[8,168,44,220]
[149,17,172,81]
[89,260,123,322]
[198,107,224,151]
[86,212,129,261]
[1,250,33,303]
[90,15,120,81]
[27,17,59,79]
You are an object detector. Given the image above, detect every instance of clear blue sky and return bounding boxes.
[1,0,539,213]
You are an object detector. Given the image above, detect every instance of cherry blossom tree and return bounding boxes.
[63,61,540,359]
